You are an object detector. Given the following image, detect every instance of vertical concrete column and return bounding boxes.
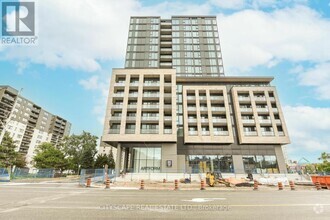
[124,148,130,173]
[233,155,245,174]
[159,74,164,134]
[250,90,261,136]
[115,144,122,176]
[265,89,278,136]
[275,146,287,174]
[206,89,214,137]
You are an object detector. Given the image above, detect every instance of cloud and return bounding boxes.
[0,0,211,73]
[297,62,330,100]
[218,6,330,73]
[283,105,330,161]
[210,0,245,9]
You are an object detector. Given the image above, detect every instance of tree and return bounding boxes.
[317,152,330,173]
[0,132,26,169]
[33,142,68,172]
[94,154,109,169]
[59,131,98,173]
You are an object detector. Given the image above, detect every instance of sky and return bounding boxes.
[1,0,330,163]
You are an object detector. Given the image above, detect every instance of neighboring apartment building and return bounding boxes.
[102,16,290,175]
[0,86,71,167]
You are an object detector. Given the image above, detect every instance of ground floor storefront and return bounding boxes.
[114,143,286,175]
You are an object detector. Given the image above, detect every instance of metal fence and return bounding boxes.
[79,169,116,186]
[12,168,55,179]
[0,168,10,182]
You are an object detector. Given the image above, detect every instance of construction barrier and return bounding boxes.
[289,180,295,191]
[140,180,145,190]
[253,180,258,191]
[105,178,110,189]
[174,179,179,190]
[200,180,205,190]
[278,182,283,190]
[311,175,330,189]
[315,181,321,191]
[86,178,91,187]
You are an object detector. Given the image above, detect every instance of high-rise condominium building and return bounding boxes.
[101,16,290,175]
[0,86,71,167]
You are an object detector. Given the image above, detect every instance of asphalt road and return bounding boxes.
[0,183,329,219]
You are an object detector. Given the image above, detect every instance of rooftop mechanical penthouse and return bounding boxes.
[101,16,290,175]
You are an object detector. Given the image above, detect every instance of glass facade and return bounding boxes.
[132,147,161,173]
[187,155,233,173]
[242,155,278,174]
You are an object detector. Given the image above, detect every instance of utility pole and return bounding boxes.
[0,88,23,144]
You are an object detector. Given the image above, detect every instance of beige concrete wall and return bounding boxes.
[182,85,234,144]
[231,86,290,145]
[161,143,178,173]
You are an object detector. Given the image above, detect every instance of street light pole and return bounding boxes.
[0,88,23,144]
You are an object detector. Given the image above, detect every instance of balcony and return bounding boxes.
[143,93,159,98]
[244,131,257,136]
[112,104,123,109]
[141,129,159,134]
[275,119,281,124]
[214,130,229,136]
[114,82,125,87]
[164,104,172,109]
[200,118,209,123]
[164,83,172,87]
[126,116,136,121]
[238,96,250,101]
[110,116,122,121]
[200,107,208,112]
[210,96,224,101]
[141,116,159,121]
[143,82,160,87]
[254,96,266,101]
[130,82,139,87]
[187,107,196,111]
[129,93,138,98]
[278,131,285,136]
[164,129,172,134]
[269,97,276,102]
[201,131,210,136]
[188,130,198,136]
[160,41,172,47]
[262,131,275,136]
[160,55,172,61]
[164,93,172,98]
[259,119,272,124]
[212,118,227,123]
[109,129,120,134]
[160,48,172,54]
[272,108,279,113]
[164,116,172,121]
[3,94,15,102]
[199,96,207,100]
[142,104,159,109]
[242,119,255,124]
[113,93,124,98]
[127,104,137,109]
[256,108,269,113]
[187,96,196,100]
[160,62,172,68]
[125,129,135,134]
[212,107,225,112]
[188,118,197,123]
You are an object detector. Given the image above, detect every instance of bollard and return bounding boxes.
[174,179,179,190]
[163,178,166,183]
[278,182,283,190]
[140,180,145,190]
[105,178,110,189]
[289,180,295,191]
[86,178,91,188]
[200,180,206,190]
[253,180,258,191]
[315,181,321,191]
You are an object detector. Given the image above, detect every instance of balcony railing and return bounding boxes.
[212,107,225,112]
[272,108,279,112]
[128,93,138,97]
[254,97,266,101]
[164,129,172,134]
[164,93,172,98]
[129,82,139,86]
[188,118,197,123]
[210,96,224,101]
[187,96,196,100]
[114,82,125,86]
[113,93,124,97]
[127,104,137,109]
[188,130,198,136]
[269,97,276,101]
[212,118,227,123]
[125,129,135,134]
[256,108,269,112]
[187,107,196,111]
[141,116,159,121]
[141,129,159,134]
[278,131,285,136]
[275,119,281,124]
[164,116,172,121]
[199,96,207,100]
[109,129,120,134]
[238,97,250,101]
[244,131,257,136]
[259,119,272,124]
[160,63,172,66]
[143,82,160,86]
[242,119,255,124]
[201,131,210,136]
[262,131,275,136]
[143,93,159,97]
[142,104,159,109]
[200,107,208,111]
[164,104,172,109]
[110,116,122,121]
[200,118,209,123]
[112,105,123,109]
[126,116,136,121]
[214,130,229,136]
